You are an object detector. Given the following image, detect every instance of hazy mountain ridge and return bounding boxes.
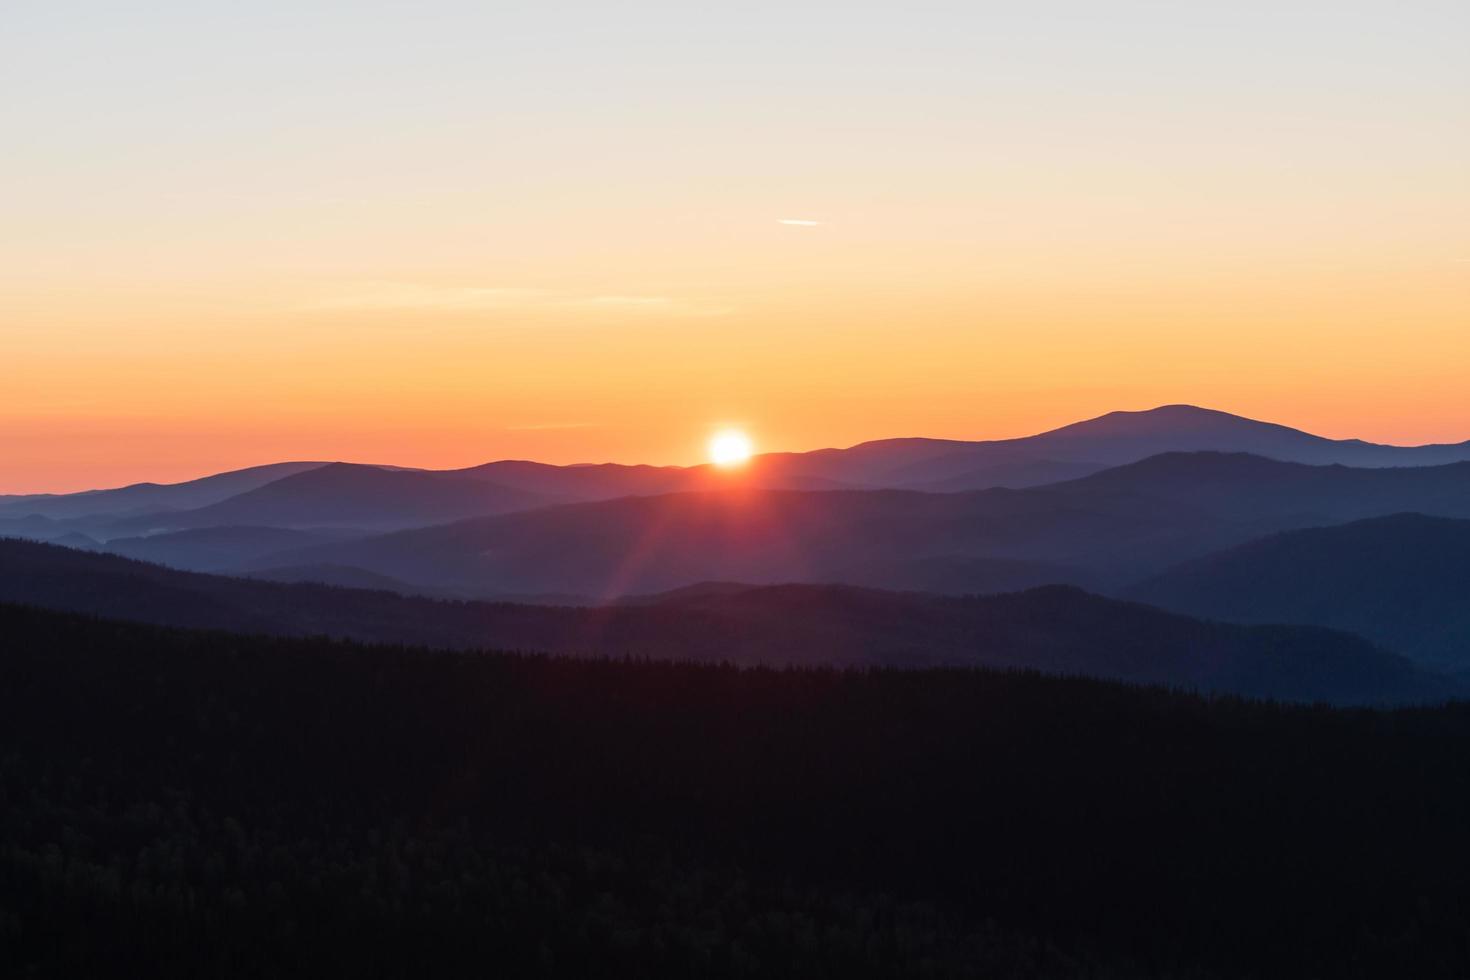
[0,461,329,519]
[785,404,1470,490]
[1129,513,1470,670]
[248,485,1122,597]
[102,462,560,533]
[103,525,367,573]
[251,452,1470,600]
[4,406,1468,604]
[10,405,1470,534]
[0,537,1444,704]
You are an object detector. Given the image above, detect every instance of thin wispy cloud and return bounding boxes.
[777,218,822,227]
[504,422,603,431]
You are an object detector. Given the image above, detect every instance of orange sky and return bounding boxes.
[3,234,1468,492]
[3,1,1467,493]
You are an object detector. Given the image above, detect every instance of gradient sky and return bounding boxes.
[3,1,1467,492]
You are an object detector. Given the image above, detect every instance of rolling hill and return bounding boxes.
[102,462,558,533]
[0,460,328,519]
[0,538,1445,703]
[253,452,1470,598]
[448,458,855,498]
[1129,513,1470,670]
[249,485,1123,596]
[102,525,365,573]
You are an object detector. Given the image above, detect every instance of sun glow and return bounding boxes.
[708,429,754,468]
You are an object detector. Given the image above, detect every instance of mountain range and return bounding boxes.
[3,403,1468,693]
[8,404,1470,530]
[0,460,327,519]
[238,451,1470,599]
[101,462,557,533]
[0,537,1445,704]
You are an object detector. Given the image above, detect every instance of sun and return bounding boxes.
[708,429,755,468]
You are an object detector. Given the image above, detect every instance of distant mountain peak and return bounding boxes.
[1035,404,1304,439]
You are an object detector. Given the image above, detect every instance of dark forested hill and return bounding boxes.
[1130,513,1470,670]
[2,603,1469,978]
[0,538,1447,703]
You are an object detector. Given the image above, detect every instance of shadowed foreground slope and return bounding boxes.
[2,604,1469,978]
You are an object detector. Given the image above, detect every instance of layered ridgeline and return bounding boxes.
[6,452,1470,607]
[250,453,1470,598]
[0,460,327,519]
[4,404,1469,605]
[0,538,1448,704]
[7,404,1470,530]
[4,602,1470,978]
[1131,514,1470,672]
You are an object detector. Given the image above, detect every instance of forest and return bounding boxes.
[3,602,1468,978]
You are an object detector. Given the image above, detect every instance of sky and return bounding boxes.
[2,0,1467,492]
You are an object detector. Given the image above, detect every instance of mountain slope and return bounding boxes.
[631,581,1443,703]
[103,525,364,572]
[105,463,558,532]
[1021,404,1428,465]
[0,514,73,542]
[807,405,1470,490]
[0,461,328,519]
[448,459,700,498]
[909,457,1104,492]
[242,561,431,592]
[261,452,1470,598]
[1129,514,1470,670]
[0,538,1445,704]
[1046,451,1470,522]
[254,485,1126,596]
